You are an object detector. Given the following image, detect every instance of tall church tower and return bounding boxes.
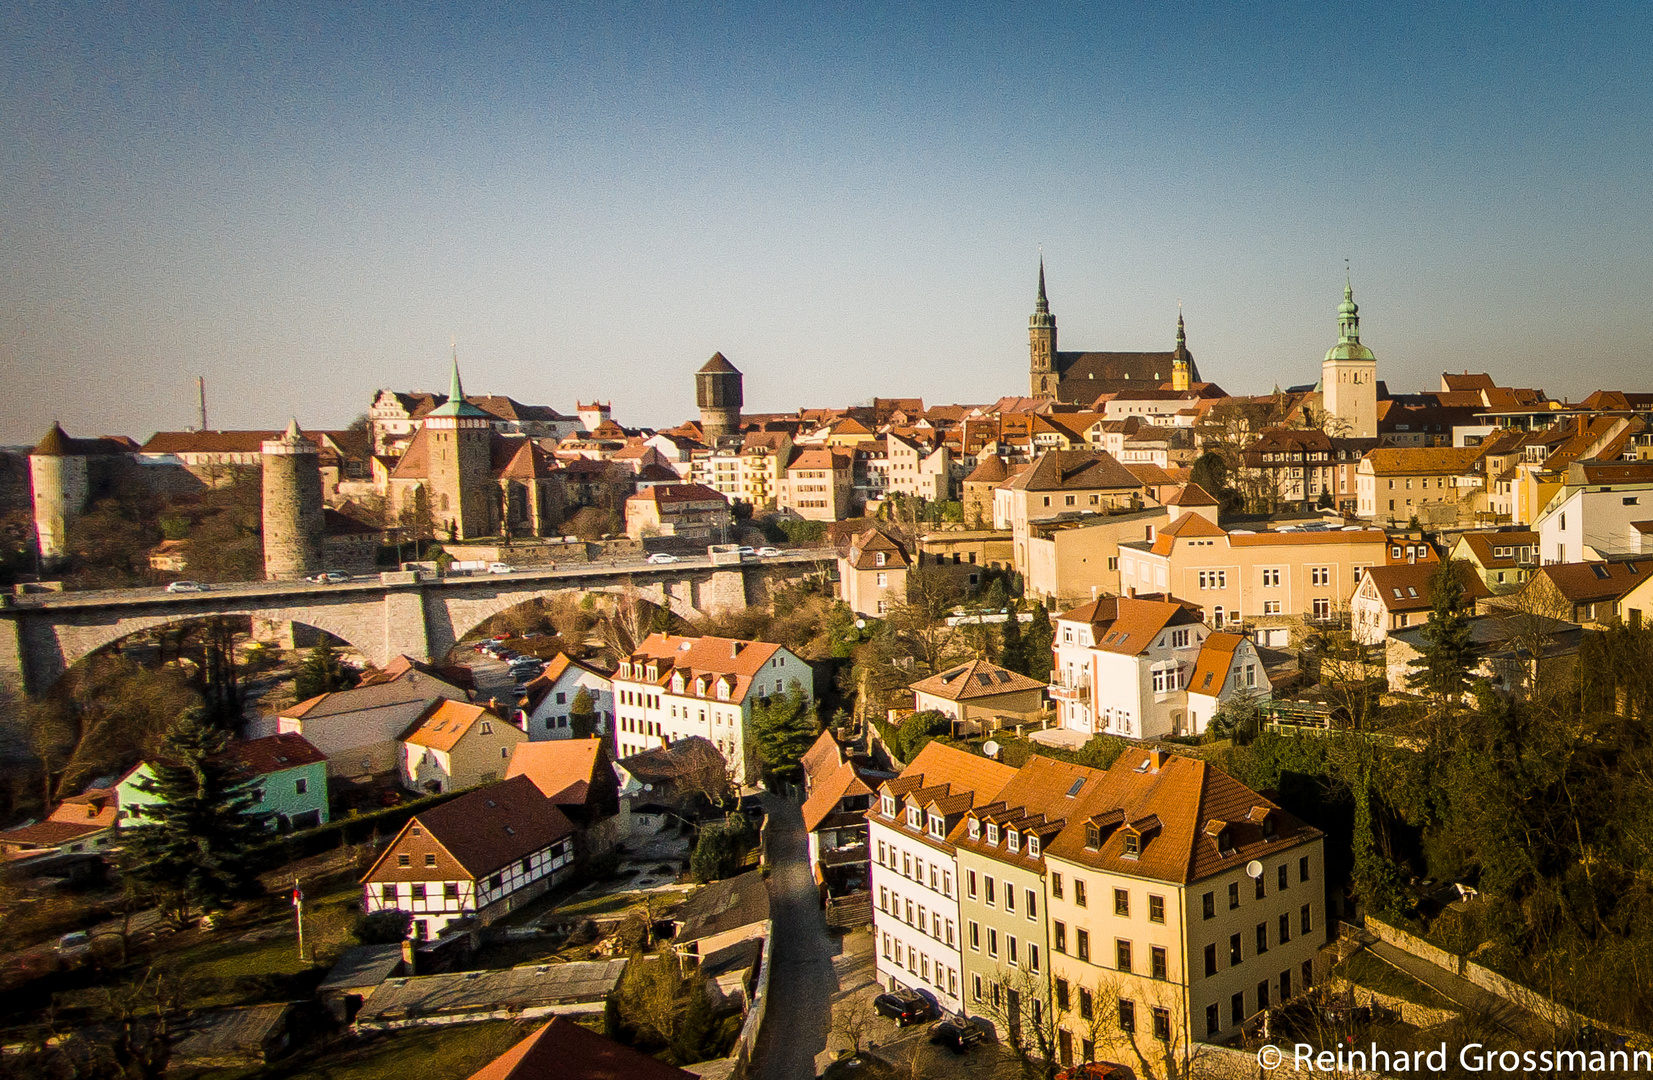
[424,354,496,540]
[1171,309,1192,392]
[1029,259,1058,400]
[696,352,744,441]
[1321,280,1378,439]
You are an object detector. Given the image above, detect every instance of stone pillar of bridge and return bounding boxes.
[382,588,431,667]
[0,612,26,699]
[701,569,750,616]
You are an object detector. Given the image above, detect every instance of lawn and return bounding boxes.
[209,1020,534,1080]
[547,884,695,921]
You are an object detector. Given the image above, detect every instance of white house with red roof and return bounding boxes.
[516,653,614,740]
[0,784,121,860]
[1183,632,1271,733]
[612,633,813,783]
[401,700,527,795]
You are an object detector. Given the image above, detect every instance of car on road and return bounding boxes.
[737,546,755,556]
[929,1016,988,1054]
[756,546,782,557]
[55,931,91,955]
[487,562,516,574]
[873,987,937,1027]
[164,580,209,593]
[646,553,678,564]
[307,570,351,583]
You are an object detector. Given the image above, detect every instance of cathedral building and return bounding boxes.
[1028,261,1198,404]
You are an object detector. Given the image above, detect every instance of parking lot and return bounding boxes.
[823,930,1023,1080]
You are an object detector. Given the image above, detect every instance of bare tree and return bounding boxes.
[601,582,666,658]
[832,995,875,1056]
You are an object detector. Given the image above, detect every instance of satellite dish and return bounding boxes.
[1245,860,1265,880]
[855,619,866,629]
[982,741,1001,759]
[642,783,653,792]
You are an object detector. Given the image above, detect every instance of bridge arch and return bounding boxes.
[429,579,690,660]
[23,601,392,698]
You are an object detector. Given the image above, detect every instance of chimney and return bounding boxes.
[1148,749,1167,771]
[401,937,417,973]
[731,641,744,658]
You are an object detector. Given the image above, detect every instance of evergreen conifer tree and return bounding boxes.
[293,640,356,701]
[1000,598,1026,672]
[1022,599,1055,680]
[123,709,271,923]
[569,686,598,738]
[1406,559,1479,705]
[751,681,818,787]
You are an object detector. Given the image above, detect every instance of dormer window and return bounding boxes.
[907,806,923,829]
[1122,831,1141,858]
[1217,828,1234,855]
[928,814,945,839]
[986,823,999,844]
[882,795,896,818]
[968,818,980,840]
[1084,822,1100,849]
[1261,815,1277,840]
[875,551,887,567]
[1007,830,1020,853]
[1027,835,1040,858]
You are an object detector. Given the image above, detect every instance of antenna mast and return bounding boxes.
[198,375,208,431]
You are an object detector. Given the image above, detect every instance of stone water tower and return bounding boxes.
[261,419,325,581]
[696,352,744,441]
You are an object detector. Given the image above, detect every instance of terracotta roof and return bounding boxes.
[506,739,609,805]
[519,653,610,713]
[1361,562,1491,614]
[843,526,911,571]
[909,659,1046,702]
[1057,596,1120,627]
[1124,462,1180,488]
[0,819,109,848]
[622,634,786,704]
[800,729,846,786]
[366,776,576,883]
[140,430,284,455]
[787,447,844,471]
[1455,531,1539,568]
[1042,747,1320,885]
[467,1017,696,1080]
[1186,633,1244,697]
[1227,528,1387,548]
[1361,447,1484,475]
[1442,372,1498,392]
[219,733,327,776]
[496,439,562,480]
[879,742,1018,848]
[1005,450,1143,493]
[403,699,504,753]
[1573,460,1653,484]
[950,756,1117,871]
[1088,597,1203,657]
[801,759,875,833]
[1535,560,1653,604]
[1164,483,1218,507]
[51,787,118,826]
[627,483,727,506]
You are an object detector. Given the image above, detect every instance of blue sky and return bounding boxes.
[3,2,1650,442]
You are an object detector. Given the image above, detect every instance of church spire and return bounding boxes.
[1338,279,1361,344]
[1035,256,1049,314]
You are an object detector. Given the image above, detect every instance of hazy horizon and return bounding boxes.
[5,2,1651,445]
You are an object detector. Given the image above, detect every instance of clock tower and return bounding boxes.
[1029,258,1057,400]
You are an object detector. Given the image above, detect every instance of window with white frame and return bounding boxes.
[1151,664,1180,693]
[907,806,923,829]
[1261,568,1281,587]
[1169,629,1190,648]
[1310,566,1331,587]
[1312,598,1332,619]
[1263,600,1281,615]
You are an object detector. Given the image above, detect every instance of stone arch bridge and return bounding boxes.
[0,551,834,697]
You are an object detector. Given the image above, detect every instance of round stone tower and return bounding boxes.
[28,423,88,564]
[261,419,326,581]
[696,352,744,441]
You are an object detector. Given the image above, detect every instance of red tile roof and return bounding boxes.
[467,1017,696,1080]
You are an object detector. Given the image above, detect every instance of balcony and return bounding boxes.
[820,841,869,869]
[1049,680,1090,702]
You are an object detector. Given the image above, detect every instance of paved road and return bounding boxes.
[750,790,840,1080]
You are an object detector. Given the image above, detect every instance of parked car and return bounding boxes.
[307,570,351,583]
[874,988,937,1026]
[55,931,91,955]
[490,634,512,641]
[737,546,755,556]
[487,562,516,574]
[756,546,782,557]
[165,580,209,593]
[646,553,678,564]
[929,1016,988,1054]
